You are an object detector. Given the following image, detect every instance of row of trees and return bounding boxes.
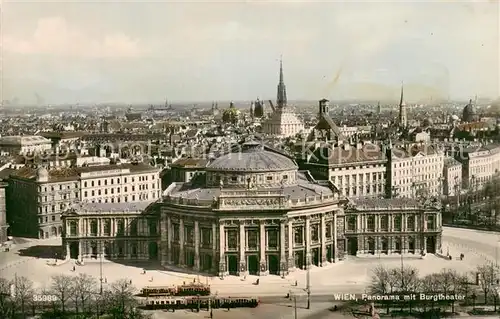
[369,262,500,315]
[0,274,151,319]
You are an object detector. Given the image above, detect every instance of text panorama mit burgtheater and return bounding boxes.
[361,293,466,302]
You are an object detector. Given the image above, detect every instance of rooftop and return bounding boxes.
[0,135,52,146]
[163,170,340,210]
[308,143,385,166]
[66,200,156,215]
[11,162,159,182]
[171,157,210,168]
[207,141,298,172]
[348,198,433,210]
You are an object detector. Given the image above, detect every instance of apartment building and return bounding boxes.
[386,143,445,198]
[301,142,387,199]
[0,135,52,155]
[458,143,500,190]
[443,157,462,196]
[8,160,161,239]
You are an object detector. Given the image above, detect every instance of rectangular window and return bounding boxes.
[247,230,258,250]
[293,227,303,245]
[367,216,375,232]
[268,230,278,249]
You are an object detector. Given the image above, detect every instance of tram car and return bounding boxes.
[141,296,259,310]
[176,282,210,296]
[140,282,211,297]
[140,285,177,297]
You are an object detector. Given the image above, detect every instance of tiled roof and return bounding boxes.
[309,144,385,166]
[68,200,156,214]
[11,162,159,182]
[171,157,209,168]
[0,135,52,146]
[40,131,87,139]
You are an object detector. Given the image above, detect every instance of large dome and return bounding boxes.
[462,99,478,122]
[207,141,298,172]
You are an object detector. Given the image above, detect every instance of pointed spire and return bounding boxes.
[276,56,287,109]
[399,82,405,107]
[398,81,407,128]
[279,55,284,83]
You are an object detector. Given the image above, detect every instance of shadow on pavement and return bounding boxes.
[17,245,64,259]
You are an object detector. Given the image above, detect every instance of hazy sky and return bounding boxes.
[1,0,499,104]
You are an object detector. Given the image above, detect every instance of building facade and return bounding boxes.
[0,180,8,243]
[301,142,387,199]
[8,162,161,239]
[344,198,442,256]
[443,157,462,196]
[387,143,445,198]
[459,143,500,190]
[0,135,52,155]
[62,201,159,261]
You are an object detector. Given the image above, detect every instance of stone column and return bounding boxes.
[65,242,70,260]
[159,216,167,265]
[239,222,246,276]
[259,221,267,275]
[305,217,311,268]
[320,215,327,266]
[333,214,338,261]
[280,220,287,276]
[218,223,225,276]
[288,220,294,270]
[179,219,185,266]
[78,241,83,261]
[166,217,172,263]
[212,223,217,273]
[194,221,200,271]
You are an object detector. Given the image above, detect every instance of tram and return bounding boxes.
[141,296,260,310]
[140,282,211,297]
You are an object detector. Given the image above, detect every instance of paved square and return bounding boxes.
[1,227,497,296]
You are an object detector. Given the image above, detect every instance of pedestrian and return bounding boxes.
[105,278,107,283]
[72,265,75,272]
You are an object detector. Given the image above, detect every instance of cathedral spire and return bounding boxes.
[276,56,287,109]
[399,82,407,128]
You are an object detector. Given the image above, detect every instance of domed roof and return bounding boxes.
[462,99,477,122]
[207,141,298,172]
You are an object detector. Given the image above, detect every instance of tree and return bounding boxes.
[398,266,419,293]
[0,277,14,318]
[50,274,73,314]
[71,273,98,315]
[368,265,392,295]
[12,276,33,318]
[104,279,139,319]
[477,263,499,304]
[436,268,463,312]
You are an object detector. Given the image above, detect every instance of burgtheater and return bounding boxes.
[160,141,346,277]
[62,141,442,277]
[62,141,346,276]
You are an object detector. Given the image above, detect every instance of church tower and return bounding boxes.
[276,58,287,109]
[398,83,407,128]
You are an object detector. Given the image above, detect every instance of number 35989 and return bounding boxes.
[33,295,58,302]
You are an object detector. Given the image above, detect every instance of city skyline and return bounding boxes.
[2,0,499,104]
